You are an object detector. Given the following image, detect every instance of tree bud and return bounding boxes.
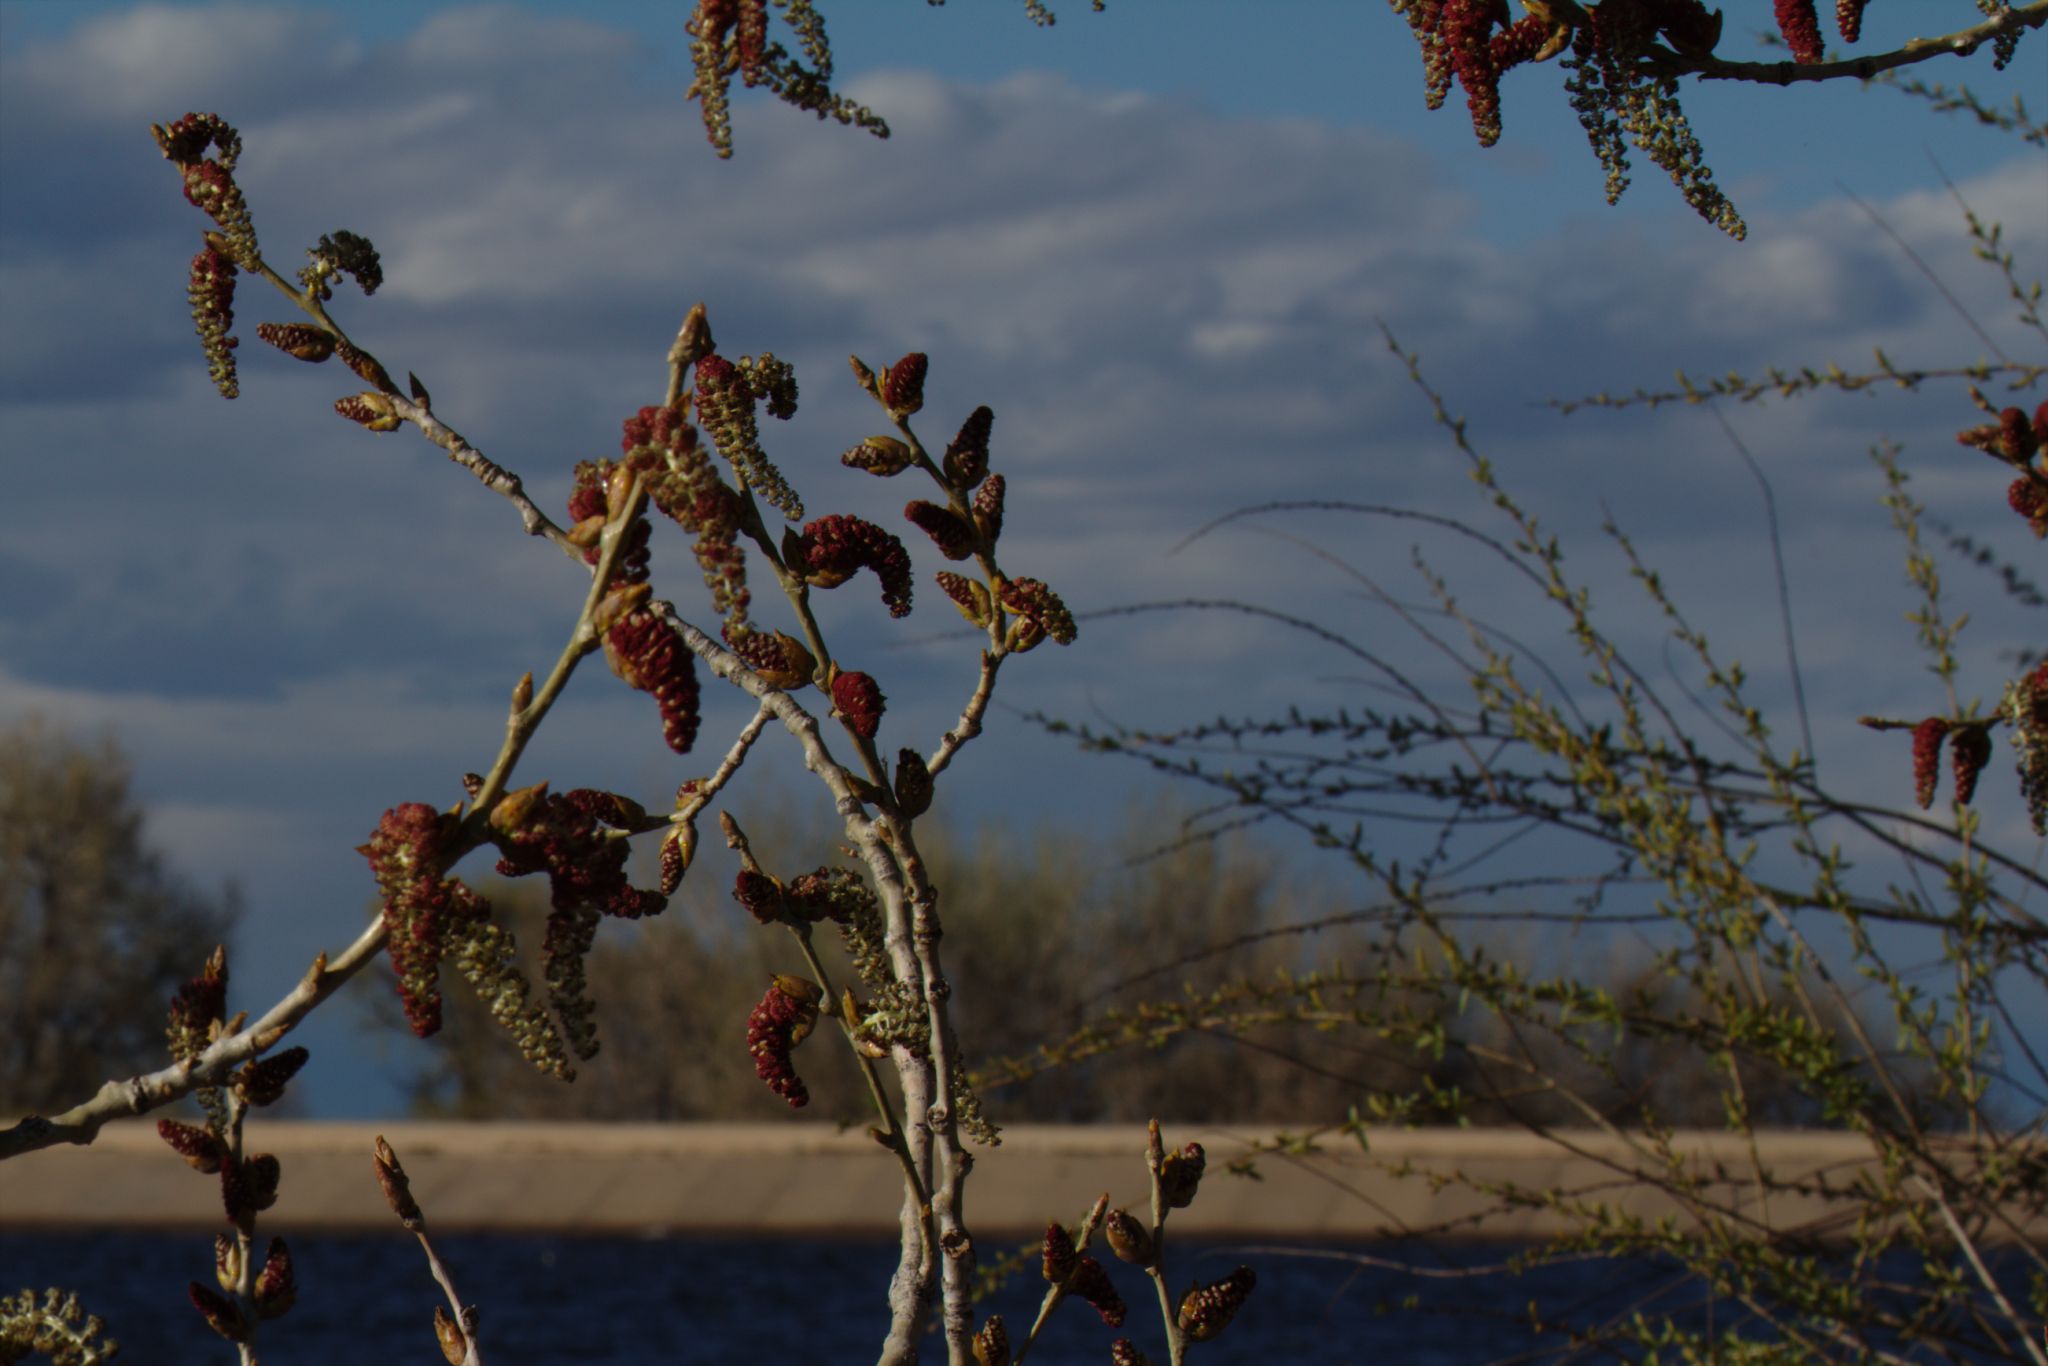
[1103,1207,1153,1266]
[434,1304,467,1365]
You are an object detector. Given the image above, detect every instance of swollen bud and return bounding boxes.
[188,1282,246,1342]
[848,354,878,397]
[659,822,696,895]
[672,303,714,369]
[605,462,643,520]
[591,582,654,637]
[750,631,818,690]
[842,435,915,476]
[971,1315,1010,1366]
[335,391,401,432]
[1103,1207,1154,1266]
[935,572,992,629]
[893,747,933,818]
[255,322,335,362]
[374,1134,425,1231]
[233,1046,310,1107]
[1159,1141,1206,1209]
[488,782,550,837]
[1177,1266,1255,1342]
[254,1238,296,1319]
[1004,616,1047,654]
[158,1118,226,1174]
[882,353,928,416]
[434,1304,467,1365]
[213,1233,241,1293]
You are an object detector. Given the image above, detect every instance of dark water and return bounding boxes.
[0,1231,2034,1363]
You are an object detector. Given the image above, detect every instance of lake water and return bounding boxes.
[1,1231,2032,1362]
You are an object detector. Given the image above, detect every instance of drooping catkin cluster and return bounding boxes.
[605,609,704,755]
[298,230,383,301]
[1388,0,1915,237]
[830,669,887,739]
[2005,663,2048,835]
[747,973,823,1107]
[1040,1221,1126,1327]
[185,242,239,398]
[1560,2,1744,238]
[828,870,892,991]
[685,0,888,160]
[359,803,491,1037]
[491,787,665,920]
[569,450,707,755]
[153,113,255,266]
[357,802,573,1076]
[0,1289,121,1364]
[798,514,915,618]
[695,352,804,520]
[488,785,669,1061]
[443,910,572,1080]
[971,1316,1010,1366]
[155,111,390,402]
[1773,0,1825,64]
[1911,717,1951,810]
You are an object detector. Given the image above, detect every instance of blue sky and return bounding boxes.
[1,1,2043,1119]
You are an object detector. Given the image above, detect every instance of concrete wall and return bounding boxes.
[2,1122,2036,1241]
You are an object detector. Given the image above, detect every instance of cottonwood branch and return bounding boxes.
[658,603,953,1366]
[1638,3,2048,87]
[387,392,579,557]
[0,919,385,1160]
[1,468,643,1162]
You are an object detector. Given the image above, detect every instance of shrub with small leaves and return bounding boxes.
[1,1288,121,1365]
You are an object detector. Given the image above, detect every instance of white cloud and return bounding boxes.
[0,3,347,124]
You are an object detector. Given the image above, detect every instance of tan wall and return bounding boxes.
[1,1122,2037,1241]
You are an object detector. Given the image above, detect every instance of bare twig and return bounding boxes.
[1,931,378,1160]
[374,1136,483,1366]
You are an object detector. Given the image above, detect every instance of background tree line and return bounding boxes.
[0,719,238,1119]
[0,714,1944,1132]
[366,793,1937,1131]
